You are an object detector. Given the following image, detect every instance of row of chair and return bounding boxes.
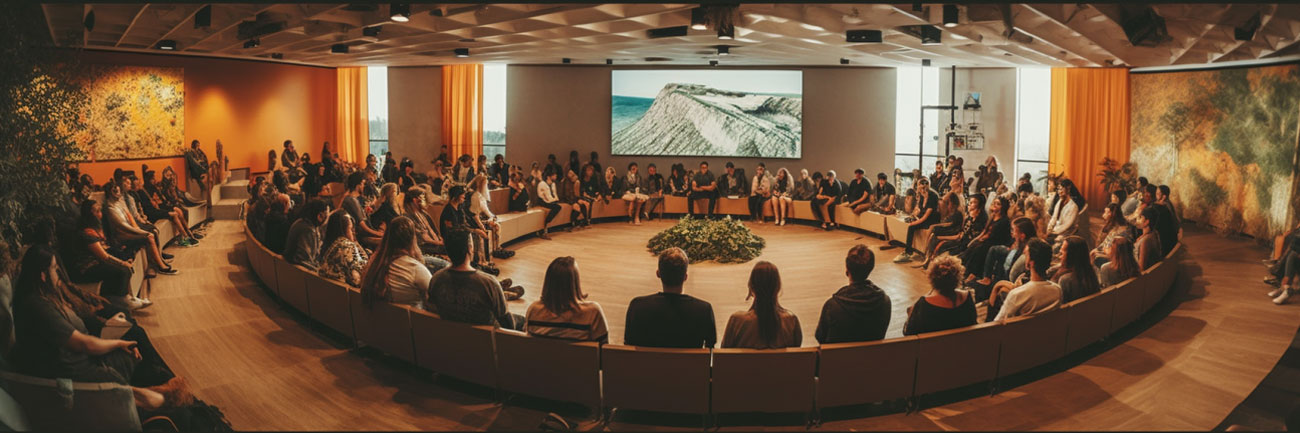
[242,205,1182,422]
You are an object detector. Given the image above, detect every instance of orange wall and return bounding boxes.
[75,51,337,187]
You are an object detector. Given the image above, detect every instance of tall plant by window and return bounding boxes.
[0,2,86,256]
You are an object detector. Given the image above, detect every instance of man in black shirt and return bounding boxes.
[845,168,874,215]
[280,140,300,172]
[811,170,845,230]
[643,163,665,220]
[1149,184,1179,256]
[815,244,891,344]
[717,161,746,197]
[895,178,940,263]
[872,173,897,213]
[688,161,718,218]
[624,247,717,348]
[587,151,603,177]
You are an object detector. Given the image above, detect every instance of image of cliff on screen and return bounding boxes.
[611,70,803,158]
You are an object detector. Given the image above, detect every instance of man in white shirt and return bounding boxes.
[536,169,561,239]
[994,238,1062,321]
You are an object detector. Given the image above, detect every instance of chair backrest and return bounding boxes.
[817,336,919,409]
[997,306,1070,377]
[409,309,496,387]
[0,371,139,432]
[914,321,1003,395]
[494,329,601,408]
[1064,284,1120,354]
[274,260,311,314]
[347,289,416,363]
[601,345,710,414]
[711,347,817,414]
[304,272,355,340]
[1109,273,1146,334]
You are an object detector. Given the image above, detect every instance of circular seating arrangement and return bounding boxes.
[242,193,1182,425]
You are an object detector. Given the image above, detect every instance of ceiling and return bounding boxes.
[39,3,1300,68]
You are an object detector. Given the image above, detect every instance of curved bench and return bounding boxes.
[240,196,1184,424]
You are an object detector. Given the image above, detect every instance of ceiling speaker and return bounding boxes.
[1120,7,1168,47]
[846,29,882,43]
[1235,11,1261,42]
[194,5,211,28]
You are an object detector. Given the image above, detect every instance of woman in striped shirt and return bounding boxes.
[525,257,609,343]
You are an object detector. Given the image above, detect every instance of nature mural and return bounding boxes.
[1130,63,1300,239]
[68,65,185,161]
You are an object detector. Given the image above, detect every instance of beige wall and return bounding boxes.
[940,68,1018,179]
[505,65,898,182]
[388,66,443,167]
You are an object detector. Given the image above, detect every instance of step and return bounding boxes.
[221,180,251,201]
[212,198,245,220]
[228,167,250,182]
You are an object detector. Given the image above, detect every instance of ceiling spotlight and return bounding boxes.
[270,53,283,59]
[243,38,260,49]
[840,58,849,65]
[83,10,95,31]
[606,59,613,65]
[690,7,709,31]
[710,60,718,66]
[390,3,410,22]
[943,5,959,28]
[331,43,348,54]
[454,48,469,58]
[920,25,942,45]
[717,46,730,56]
[156,40,176,50]
[717,22,734,40]
[562,58,571,64]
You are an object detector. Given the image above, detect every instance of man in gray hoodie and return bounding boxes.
[814,244,892,343]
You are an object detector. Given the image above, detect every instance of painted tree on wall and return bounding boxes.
[1131,64,1300,239]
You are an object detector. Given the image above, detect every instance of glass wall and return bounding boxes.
[482,64,507,160]
[1015,68,1052,193]
[367,66,389,161]
[894,66,942,191]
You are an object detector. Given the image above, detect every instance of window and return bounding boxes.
[895,66,942,191]
[367,66,389,161]
[482,64,507,160]
[1015,68,1052,193]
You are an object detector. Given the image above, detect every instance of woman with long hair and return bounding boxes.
[319,210,370,287]
[369,183,401,231]
[768,168,794,226]
[921,193,987,269]
[524,256,609,342]
[904,255,976,335]
[11,248,190,409]
[960,195,1012,281]
[67,200,144,310]
[721,261,802,349]
[915,192,965,269]
[1135,207,1162,271]
[141,170,198,244]
[1091,202,1136,266]
[1053,235,1101,303]
[468,174,510,261]
[570,169,593,228]
[668,163,689,197]
[359,216,428,308]
[1022,194,1048,239]
[581,164,606,211]
[404,187,446,256]
[1099,236,1140,287]
[1046,179,1084,242]
[102,181,175,277]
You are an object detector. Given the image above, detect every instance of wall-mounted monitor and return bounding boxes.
[611,69,803,158]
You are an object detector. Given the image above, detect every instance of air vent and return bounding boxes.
[647,26,689,39]
[643,57,672,62]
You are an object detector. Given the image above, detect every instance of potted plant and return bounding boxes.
[1096,157,1138,195]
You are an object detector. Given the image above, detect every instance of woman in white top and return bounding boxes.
[621,163,649,225]
[360,216,430,309]
[1046,179,1081,243]
[467,174,505,260]
[535,169,562,240]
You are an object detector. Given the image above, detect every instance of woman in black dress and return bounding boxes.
[903,255,976,335]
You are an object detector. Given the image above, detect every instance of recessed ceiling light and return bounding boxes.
[690,7,708,31]
[156,40,176,50]
[717,22,734,40]
[454,48,469,58]
[717,46,730,56]
[390,3,410,22]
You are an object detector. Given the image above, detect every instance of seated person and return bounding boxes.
[811,170,845,230]
[68,200,144,310]
[903,255,976,335]
[11,248,190,410]
[768,167,794,226]
[844,168,875,216]
[688,161,719,218]
[525,256,609,342]
[915,192,964,269]
[991,239,1062,321]
[282,199,329,270]
[793,169,817,201]
[360,216,432,309]
[1099,236,1141,288]
[894,178,940,263]
[621,163,650,225]
[368,184,401,232]
[920,194,987,269]
[101,181,176,276]
[403,187,447,260]
[815,245,891,344]
[319,210,370,287]
[717,162,747,197]
[535,169,562,239]
[870,173,897,213]
[1135,207,1163,271]
[341,172,384,249]
[624,247,717,348]
[441,186,499,275]
[507,172,530,213]
[721,261,802,349]
[1053,235,1101,303]
[262,193,293,254]
[425,230,525,330]
[468,175,512,262]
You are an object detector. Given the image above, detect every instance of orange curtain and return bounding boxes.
[1048,67,1131,210]
[442,64,484,161]
[336,67,369,164]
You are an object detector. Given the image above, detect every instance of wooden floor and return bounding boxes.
[133,219,1300,431]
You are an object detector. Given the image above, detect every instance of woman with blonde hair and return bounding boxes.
[768,168,794,226]
[467,174,511,260]
[360,216,428,308]
[721,261,802,349]
[1022,194,1048,238]
[621,163,650,225]
[368,183,401,231]
[525,257,609,342]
